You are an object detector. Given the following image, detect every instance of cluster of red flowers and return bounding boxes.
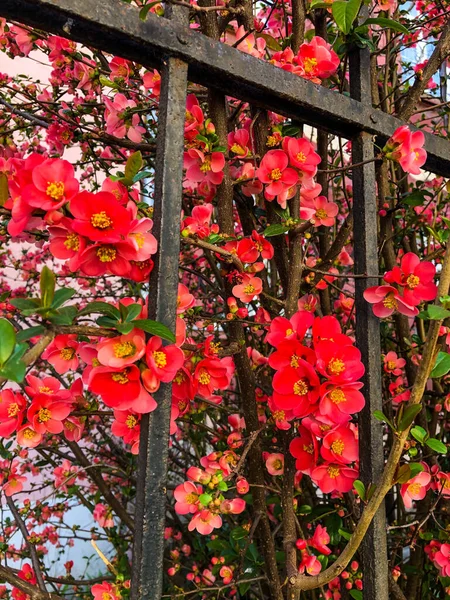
[5,153,157,282]
[364,252,437,318]
[383,125,427,175]
[174,462,245,535]
[265,312,364,493]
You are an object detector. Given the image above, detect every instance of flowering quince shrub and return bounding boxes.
[0,1,448,600]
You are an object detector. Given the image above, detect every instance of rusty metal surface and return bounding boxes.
[350,44,389,599]
[130,8,189,599]
[1,0,450,174]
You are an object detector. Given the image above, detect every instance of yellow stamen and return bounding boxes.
[63,233,80,251]
[293,379,309,396]
[330,388,346,404]
[46,181,65,201]
[113,341,136,359]
[91,211,112,229]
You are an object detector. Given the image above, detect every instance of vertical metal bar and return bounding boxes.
[349,36,389,600]
[131,6,188,599]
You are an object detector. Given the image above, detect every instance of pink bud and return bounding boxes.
[351,561,359,571]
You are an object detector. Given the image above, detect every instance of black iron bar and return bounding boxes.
[130,5,189,599]
[0,0,450,174]
[350,40,389,599]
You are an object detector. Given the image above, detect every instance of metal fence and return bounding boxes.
[1,1,449,599]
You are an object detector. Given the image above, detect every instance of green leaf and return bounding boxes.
[132,319,175,342]
[133,169,153,183]
[238,582,251,596]
[217,481,228,491]
[0,173,8,207]
[332,0,362,35]
[255,33,282,51]
[199,493,212,507]
[0,356,26,383]
[264,223,289,237]
[353,479,365,501]
[403,190,428,207]
[124,304,144,322]
[362,17,409,34]
[425,438,447,454]
[430,351,450,378]
[125,151,143,181]
[96,316,123,329]
[10,298,41,311]
[231,526,248,540]
[99,75,120,89]
[79,302,121,320]
[418,305,450,320]
[408,463,425,478]
[338,528,352,541]
[349,591,363,600]
[373,409,395,431]
[48,306,77,326]
[410,425,428,444]
[398,404,422,431]
[396,464,413,484]
[115,322,135,335]
[309,0,331,7]
[0,319,16,366]
[16,326,46,343]
[40,266,56,308]
[51,288,76,309]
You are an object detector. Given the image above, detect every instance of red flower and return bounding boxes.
[383,351,405,376]
[0,389,26,437]
[318,382,365,423]
[289,424,318,474]
[70,191,132,242]
[174,481,202,514]
[184,149,225,185]
[283,137,321,180]
[237,230,274,263]
[91,582,121,600]
[295,36,339,83]
[97,330,146,368]
[77,243,131,277]
[111,409,141,445]
[48,217,87,271]
[268,338,315,371]
[383,252,437,306]
[42,334,79,374]
[256,149,298,198]
[232,275,263,303]
[363,285,418,317]
[188,510,222,535]
[266,311,314,347]
[321,425,358,464]
[383,126,427,175]
[194,358,232,399]
[27,395,72,434]
[22,157,79,210]
[89,365,142,409]
[315,341,364,384]
[311,462,358,493]
[16,425,43,448]
[145,336,185,383]
[272,362,320,415]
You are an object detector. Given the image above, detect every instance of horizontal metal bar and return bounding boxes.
[1,0,450,175]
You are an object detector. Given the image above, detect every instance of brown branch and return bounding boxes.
[67,440,135,531]
[0,565,62,600]
[6,496,48,593]
[182,236,244,272]
[397,17,450,121]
